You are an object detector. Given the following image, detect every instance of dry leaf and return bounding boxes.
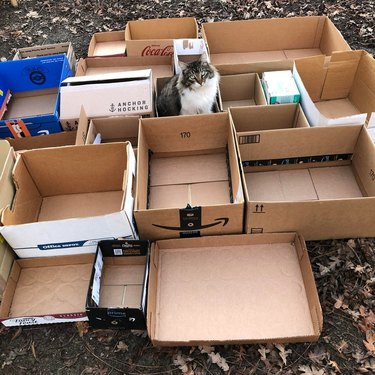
[363,331,375,353]
[275,343,292,366]
[298,364,325,375]
[115,341,128,352]
[208,352,229,372]
[258,345,270,361]
[328,360,341,373]
[336,340,349,353]
[75,321,89,337]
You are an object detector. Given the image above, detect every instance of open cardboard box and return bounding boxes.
[88,31,126,57]
[230,103,309,140]
[0,253,95,326]
[0,142,137,258]
[202,16,350,75]
[0,55,72,138]
[294,50,375,126]
[147,233,322,346]
[125,17,198,56]
[59,69,153,129]
[134,113,244,240]
[173,39,209,74]
[219,73,267,111]
[238,124,375,240]
[86,240,149,329]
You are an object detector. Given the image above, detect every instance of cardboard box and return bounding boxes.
[173,39,209,74]
[219,73,267,111]
[202,16,350,75]
[0,55,72,138]
[0,254,95,326]
[294,50,375,126]
[230,103,309,138]
[125,17,198,56]
[147,233,322,346]
[59,69,153,128]
[134,113,244,240]
[0,237,15,300]
[86,240,149,329]
[0,142,137,258]
[238,124,375,240]
[88,31,126,57]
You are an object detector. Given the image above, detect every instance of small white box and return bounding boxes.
[173,39,209,74]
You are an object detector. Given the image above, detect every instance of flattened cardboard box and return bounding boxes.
[88,31,126,57]
[134,113,244,240]
[238,125,375,240]
[125,17,198,56]
[86,240,149,329]
[202,16,350,75]
[0,254,95,327]
[147,233,322,346]
[0,142,137,258]
[294,50,375,126]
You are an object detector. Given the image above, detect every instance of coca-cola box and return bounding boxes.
[124,17,198,57]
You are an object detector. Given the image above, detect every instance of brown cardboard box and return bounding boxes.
[202,16,350,75]
[134,113,244,240]
[88,31,126,57]
[0,254,95,326]
[230,103,309,138]
[125,18,198,56]
[0,237,14,300]
[219,73,267,111]
[147,233,322,346]
[294,50,375,126]
[238,124,375,240]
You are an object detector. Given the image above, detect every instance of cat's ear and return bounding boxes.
[179,61,188,71]
[199,51,209,63]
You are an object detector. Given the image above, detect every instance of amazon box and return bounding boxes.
[134,113,244,240]
[238,124,375,240]
[0,253,94,327]
[86,240,149,329]
[202,16,350,75]
[147,233,322,346]
[125,17,198,56]
[88,31,126,57]
[0,142,137,258]
[294,50,375,126]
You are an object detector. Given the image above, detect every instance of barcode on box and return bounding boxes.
[113,249,123,256]
[239,134,260,144]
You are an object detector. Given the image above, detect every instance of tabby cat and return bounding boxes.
[157,53,220,117]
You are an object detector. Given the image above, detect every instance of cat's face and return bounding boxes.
[179,55,217,89]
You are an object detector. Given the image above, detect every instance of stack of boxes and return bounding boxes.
[0,15,374,346]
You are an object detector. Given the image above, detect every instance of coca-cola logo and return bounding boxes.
[141,44,173,56]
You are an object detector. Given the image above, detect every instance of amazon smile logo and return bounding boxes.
[152,217,229,231]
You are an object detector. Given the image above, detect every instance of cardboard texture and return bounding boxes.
[88,31,126,57]
[173,39,209,74]
[230,103,310,137]
[0,55,72,138]
[294,50,375,126]
[147,233,322,346]
[125,17,198,56]
[134,112,244,240]
[0,236,15,300]
[238,125,375,240]
[0,254,95,326]
[219,73,267,111]
[86,240,149,329]
[202,16,350,75]
[0,142,137,257]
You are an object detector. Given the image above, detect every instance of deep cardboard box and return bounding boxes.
[125,17,198,56]
[202,16,350,75]
[294,50,375,126]
[88,31,126,57]
[0,142,137,257]
[238,125,375,240]
[0,254,94,326]
[147,233,322,346]
[134,113,244,240]
[86,240,149,329]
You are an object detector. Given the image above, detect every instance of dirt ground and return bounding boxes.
[0,0,374,374]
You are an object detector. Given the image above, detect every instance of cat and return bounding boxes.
[157,53,220,117]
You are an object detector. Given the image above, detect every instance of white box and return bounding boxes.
[173,39,209,74]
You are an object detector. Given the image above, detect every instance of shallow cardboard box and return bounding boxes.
[0,236,15,300]
[0,142,137,258]
[230,103,309,140]
[173,39,209,74]
[125,17,198,56]
[86,240,149,329]
[202,16,350,75]
[134,113,244,240]
[13,42,77,75]
[238,124,375,240]
[219,73,267,111]
[147,233,322,346]
[294,50,375,126]
[0,253,95,326]
[0,55,72,138]
[88,31,126,57]
[59,69,153,129]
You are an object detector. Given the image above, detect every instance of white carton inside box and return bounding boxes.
[173,39,209,74]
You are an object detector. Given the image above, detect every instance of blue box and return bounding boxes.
[0,55,72,138]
